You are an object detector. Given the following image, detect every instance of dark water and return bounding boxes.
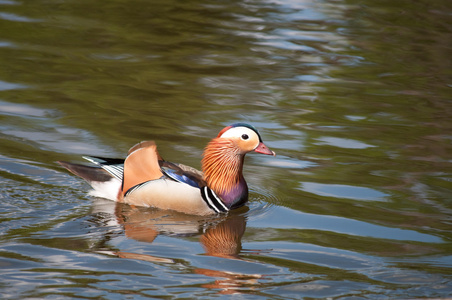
[1,0,452,298]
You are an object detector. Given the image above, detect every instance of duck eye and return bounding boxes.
[241,134,249,140]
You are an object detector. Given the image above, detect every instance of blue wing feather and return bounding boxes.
[159,161,205,189]
[162,167,202,188]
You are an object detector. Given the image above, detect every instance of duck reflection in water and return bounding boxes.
[90,199,262,293]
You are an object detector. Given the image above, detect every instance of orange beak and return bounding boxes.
[254,142,276,156]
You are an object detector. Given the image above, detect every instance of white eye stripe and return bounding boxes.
[219,126,260,151]
[219,127,256,139]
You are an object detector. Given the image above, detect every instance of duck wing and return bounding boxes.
[160,161,206,189]
[121,141,165,194]
[84,141,206,194]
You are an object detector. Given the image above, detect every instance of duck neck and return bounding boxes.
[201,139,248,208]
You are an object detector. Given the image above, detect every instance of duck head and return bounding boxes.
[202,123,275,209]
[216,123,275,156]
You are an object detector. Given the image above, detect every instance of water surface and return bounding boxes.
[1,0,452,299]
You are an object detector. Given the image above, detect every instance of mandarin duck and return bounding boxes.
[59,123,275,215]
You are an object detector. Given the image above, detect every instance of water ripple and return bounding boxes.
[299,182,388,202]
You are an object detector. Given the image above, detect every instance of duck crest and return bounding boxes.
[201,138,247,207]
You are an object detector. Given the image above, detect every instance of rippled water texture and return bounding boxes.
[1,0,452,299]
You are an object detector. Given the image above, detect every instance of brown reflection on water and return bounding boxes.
[199,214,246,259]
[106,202,249,262]
[106,202,259,293]
[194,268,262,295]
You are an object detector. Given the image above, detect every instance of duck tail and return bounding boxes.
[58,161,121,201]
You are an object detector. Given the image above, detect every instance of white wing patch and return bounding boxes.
[88,177,122,201]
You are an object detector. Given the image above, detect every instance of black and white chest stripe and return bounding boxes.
[201,186,229,213]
